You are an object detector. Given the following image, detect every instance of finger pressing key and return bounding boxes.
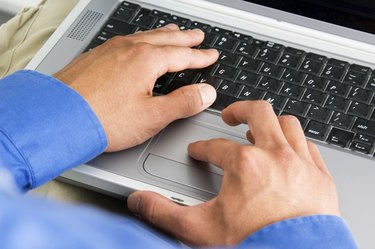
[222,101,288,148]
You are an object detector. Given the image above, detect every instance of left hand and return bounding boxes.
[54,24,219,152]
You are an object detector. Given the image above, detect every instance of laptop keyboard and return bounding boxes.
[86,1,375,159]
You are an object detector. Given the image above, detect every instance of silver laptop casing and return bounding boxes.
[27,0,375,247]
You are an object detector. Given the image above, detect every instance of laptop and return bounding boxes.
[26,0,375,247]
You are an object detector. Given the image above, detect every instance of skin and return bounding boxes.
[55,24,219,152]
[55,24,341,247]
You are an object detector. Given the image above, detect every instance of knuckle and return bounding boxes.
[253,100,273,111]
[107,35,128,46]
[134,42,154,53]
[142,197,157,225]
[279,115,300,126]
[234,146,253,165]
[275,144,296,164]
[179,87,199,115]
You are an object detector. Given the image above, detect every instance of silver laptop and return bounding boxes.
[27,0,375,247]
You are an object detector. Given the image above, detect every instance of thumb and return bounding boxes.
[160,83,217,121]
[127,191,187,234]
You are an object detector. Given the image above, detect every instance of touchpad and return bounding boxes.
[143,120,248,195]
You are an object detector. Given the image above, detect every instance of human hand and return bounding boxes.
[54,24,218,152]
[127,100,340,246]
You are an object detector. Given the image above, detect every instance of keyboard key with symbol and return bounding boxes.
[305,121,330,141]
[327,128,354,148]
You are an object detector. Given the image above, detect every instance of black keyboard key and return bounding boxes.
[231,32,252,42]
[284,99,309,116]
[305,121,330,141]
[302,89,327,105]
[165,80,191,94]
[322,65,345,81]
[278,53,301,68]
[121,1,141,11]
[235,70,261,86]
[153,19,171,29]
[305,53,327,62]
[260,63,283,78]
[285,47,304,57]
[252,39,265,47]
[202,33,217,46]
[235,42,259,57]
[280,83,304,99]
[169,15,190,25]
[352,118,375,137]
[326,81,351,97]
[307,106,332,123]
[132,8,157,28]
[350,64,371,74]
[94,30,116,44]
[349,87,372,103]
[258,77,283,92]
[281,69,305,84]
[214,36,239,51]
[263,92,287,110]
[324,95,349,112]
[190,21,211,31]
[154,74,172,94]
[347,102,372,118]
[327,128,354,148]
[174,70,199,83]
[238,57,263,72]
[214,65,238,80]
[330,112,354,129]
[354,134,375,146]
[218,51,240,66]
[210,27,232,36]
[239,87,264,100]
[104,19,137,34]
[196,74,222,89]
[350,142,373,155]
[217,81,242,96]
[303,75,326,90]
[264,41,284,51]
[300,58,324,74]
[150,9,171,19]
[371,96,375,106]
[113,6,138,23]
[366,76,375,91]
[328,58,348,68]
[256,47,280,63]
[344,71,367,87]
[211,93,239,111]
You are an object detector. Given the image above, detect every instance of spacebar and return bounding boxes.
[210,93,240,111]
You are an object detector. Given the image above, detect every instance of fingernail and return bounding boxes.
[127,193,141,215]
[192,28,204,35]
[199,84,217,106]
[164,23,179,30]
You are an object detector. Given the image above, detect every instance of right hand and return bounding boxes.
[128,100,340,246]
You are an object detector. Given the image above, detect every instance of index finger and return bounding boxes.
[222,101,288,147]
[153,46,219,77]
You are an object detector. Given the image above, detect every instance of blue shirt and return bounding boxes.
[0,70,358,249]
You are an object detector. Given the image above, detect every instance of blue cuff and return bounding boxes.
[0,70,108,191]
[238,215,358,249]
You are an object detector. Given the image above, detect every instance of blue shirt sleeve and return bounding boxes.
[0,70,358,249]
[0,70,107,191]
